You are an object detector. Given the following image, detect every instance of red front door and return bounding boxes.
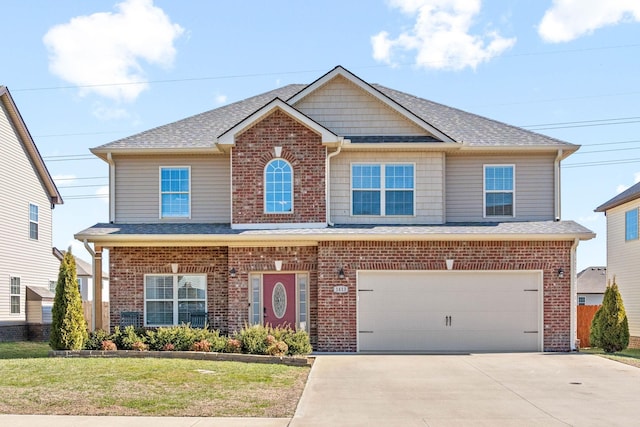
[263,273,296,328]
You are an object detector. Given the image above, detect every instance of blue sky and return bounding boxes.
[2,0,639,270]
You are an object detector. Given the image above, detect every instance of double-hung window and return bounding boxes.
[351,164,414,216]
[265,159,293,213]
[10,277,20,314]
[29,203,39,240]
[625,208,638,241]
[145,274,206,326]
[484,165,515,217]
[160,167,190,218]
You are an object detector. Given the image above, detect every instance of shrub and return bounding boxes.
[190,339,211,352]
[161,343,175,351]
[238,324,269,354]
[132,341,148,351]
[112,326,146,350]
[85,329,111,350]
[50,249,88,350]
[590,278,629,353]
[225,338,242,353]
[266,340,288,356]
[101,340,117,351]
[269,325,312,356]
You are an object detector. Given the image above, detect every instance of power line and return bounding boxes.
[53,176,108,181]
[58,184,107,189]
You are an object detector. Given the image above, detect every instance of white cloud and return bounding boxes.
[538,0,640,43]
[371,0,516,70]
[43,0,184,102]
[91,102,130,120]
[52,174,77,185]
[214,94,228,105]
[615,172,640,194]
[96,186,109,204]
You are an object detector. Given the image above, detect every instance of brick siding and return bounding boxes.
[232,109,326,225]
[0,324,28,342]
[109,247,229,332]
[629,335,640,349]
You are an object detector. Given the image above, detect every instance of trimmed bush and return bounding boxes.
[85,329,111,350]
[50,249,88,350]
[590,279,630,353]
[112,326,146,350]
[225,338,242,353]
[101,340,117,351]
[238,324,269,354]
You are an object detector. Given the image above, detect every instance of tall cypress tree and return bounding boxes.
[590,278,629,353]
[50,249,88,350]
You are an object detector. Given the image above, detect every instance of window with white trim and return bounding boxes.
[29,203,39,240]
[160,167,190,218]
[625,208,638,241]
[351,163,414,216]
[49,280,57,294]
[144,274,206,326]
[578,296,586,306]
[264,159,293,213]
[484,165,514,217]
[10,277,20,314]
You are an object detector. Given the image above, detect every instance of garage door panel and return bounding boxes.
[357,271,542,352]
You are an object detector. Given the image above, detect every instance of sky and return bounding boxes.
[2,0,640,271]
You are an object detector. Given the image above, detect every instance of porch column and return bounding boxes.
[93,246,103,331]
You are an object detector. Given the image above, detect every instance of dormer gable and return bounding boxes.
[288,66,455,143]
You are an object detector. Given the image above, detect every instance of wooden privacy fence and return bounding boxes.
[82,302,110,331]
[577,305,601,348]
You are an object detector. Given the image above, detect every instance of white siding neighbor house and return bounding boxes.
[0,86,62,341]
[596,183,640,348]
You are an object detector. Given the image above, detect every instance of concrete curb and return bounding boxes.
[50,349,314,367]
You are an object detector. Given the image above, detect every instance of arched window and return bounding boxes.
[264,159,293,213]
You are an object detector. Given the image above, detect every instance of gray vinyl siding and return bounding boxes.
[330,151,445,225]
[295,75,429,137]
[114,155,230,223]
[606,201,640,337]
[0,102,59,323]
[445,153,555,222]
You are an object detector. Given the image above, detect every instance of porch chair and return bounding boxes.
[120,311,142,328]
[189,311,208,329]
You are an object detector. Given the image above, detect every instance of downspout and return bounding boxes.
[326,138,344,226]
[570,237,579,351]
[83,239,96,331]
[107,152,115,222]
[554,149,563,221]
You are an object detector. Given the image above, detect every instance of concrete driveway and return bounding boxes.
[291,353,640,426]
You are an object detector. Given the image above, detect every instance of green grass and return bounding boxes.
[581,347,640,358]
[0,341,309,417]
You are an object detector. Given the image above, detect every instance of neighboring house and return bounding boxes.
[76,66,594,353]
[0,86,63,341]
[576,266,607,306]
[596,182,640,348]
[52,248,109,303]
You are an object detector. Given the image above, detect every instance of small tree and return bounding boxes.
[590,278,629,353]
[50,249,88,350]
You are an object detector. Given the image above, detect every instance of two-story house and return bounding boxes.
[596,183,640,348]
[76,66,594,352]
[0,86,63,341]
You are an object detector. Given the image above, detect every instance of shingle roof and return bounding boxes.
[92,68,575,152]
[595,181,640,212]
[76,221,594,241]
[577,266,607,294]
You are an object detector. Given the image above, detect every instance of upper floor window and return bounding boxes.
[484,165,514,217]
[49,280,57,294]
[29,203,39,240]
[578,296,586,306]
[264,159,293,213]
[10,277,20,314]
[351,164,414,216]
[160,167,190,218]
[625,208,638,241]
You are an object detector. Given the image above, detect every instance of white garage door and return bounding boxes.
[357,271,542,352]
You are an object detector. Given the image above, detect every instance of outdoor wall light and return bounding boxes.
[171,263,179,274]
[338,267,346,279]
[558,268,565,279]
[229,267,237,278]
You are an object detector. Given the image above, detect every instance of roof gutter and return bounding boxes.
[326,139,344,226]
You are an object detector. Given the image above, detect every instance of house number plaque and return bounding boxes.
[333,285,348,294]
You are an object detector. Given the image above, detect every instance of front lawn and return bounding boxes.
[0,341,309,417]
[581,347,640,368]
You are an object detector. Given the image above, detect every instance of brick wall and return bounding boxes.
[109,247,229,332]
[316,240,573,352]
[0,324,28,342]
[227,246,318,344]
[629,335,640,349]
[232,109,326,225]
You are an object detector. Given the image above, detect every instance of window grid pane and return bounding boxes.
[251,277,261,325]
[265,159,293,213]
[10,277,20,314]
[385,190,414,215]
[626,209,638,241]
[352,164,413,216]
[353,190,381,215]
[485,166,514,217]
[160,167,189,217]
